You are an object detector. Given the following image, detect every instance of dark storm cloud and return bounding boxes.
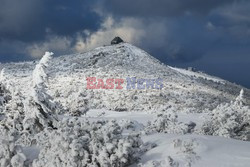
[0,0,41,41]
[97,0,250,87]
[0,40,31,62]
[0,0,102,42]
[99,0,234,17]
[99,0,250,65]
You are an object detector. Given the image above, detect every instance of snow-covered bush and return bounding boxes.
[67,92,89,116]
[23,52,58,134]
[145,107,189,134]
[117,119,143,131]
[0,129,26,167]
[33,118,144,167]
[0,69,12,115]
[0,84,11,116]
[0,69,25,133]
[3,91,25,132]
[1,90,36,147]
[200,89,250,140]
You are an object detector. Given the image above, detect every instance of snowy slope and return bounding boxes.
[69,109,250,167]
[1,43,250,113]
[81,109,250,167]
[169,66,226,84]
[139,134,250,167]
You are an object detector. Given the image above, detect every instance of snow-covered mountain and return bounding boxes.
[1,42,250,166]
[1,43,250,114]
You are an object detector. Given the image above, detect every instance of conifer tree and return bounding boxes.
[23,52,58,133]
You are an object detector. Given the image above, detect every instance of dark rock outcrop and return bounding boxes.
[111,37,124,45]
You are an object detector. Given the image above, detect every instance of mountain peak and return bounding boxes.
[1,43,250,112]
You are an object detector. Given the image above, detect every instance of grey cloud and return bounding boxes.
[99,0,234,17]
[208,1,250,40]
[215,0,250,24]
[0,0,43,41]
[0,0,103,61]
[0,0,102,42]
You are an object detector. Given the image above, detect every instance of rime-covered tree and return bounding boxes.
[200,89,250,140]
[33,118,144,167]
[0,68,25,146]
[23,52,58,133]
[0,69,12,116]
[3,90,25,132]
[68,92,89,116]
[235,89,245,106]
[145,106,189,134]
[0,129,26,167]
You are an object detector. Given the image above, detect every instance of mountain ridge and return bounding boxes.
[1,42,250,113]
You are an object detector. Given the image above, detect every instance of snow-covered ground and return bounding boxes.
[169,66,225,84]
[85,109,204,128]
[140,134,250,167]
[84,109,250,167]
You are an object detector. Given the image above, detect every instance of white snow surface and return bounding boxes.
[86,109,250,167]
[139,134,250,167]
[169,66,226,84]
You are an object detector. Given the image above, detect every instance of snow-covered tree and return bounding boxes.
[68,92,89,116]
[0,128,26,167]
[0,69,12,115]
[200,90,250,140]
[0,69,27,149]
[145,106,189,134]
[235,89,245,105]
[3,91,25,132]
[23,52,58,134]
[33,118,144,167]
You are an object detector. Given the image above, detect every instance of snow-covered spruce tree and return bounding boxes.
[200,89,250,140]
[23,52,58,134]
[0,128,26,167]
[145,106,190,134]
[33,118,144,167]
[235,89,246,106]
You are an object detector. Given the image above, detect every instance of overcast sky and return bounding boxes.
[0,0,250,88]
